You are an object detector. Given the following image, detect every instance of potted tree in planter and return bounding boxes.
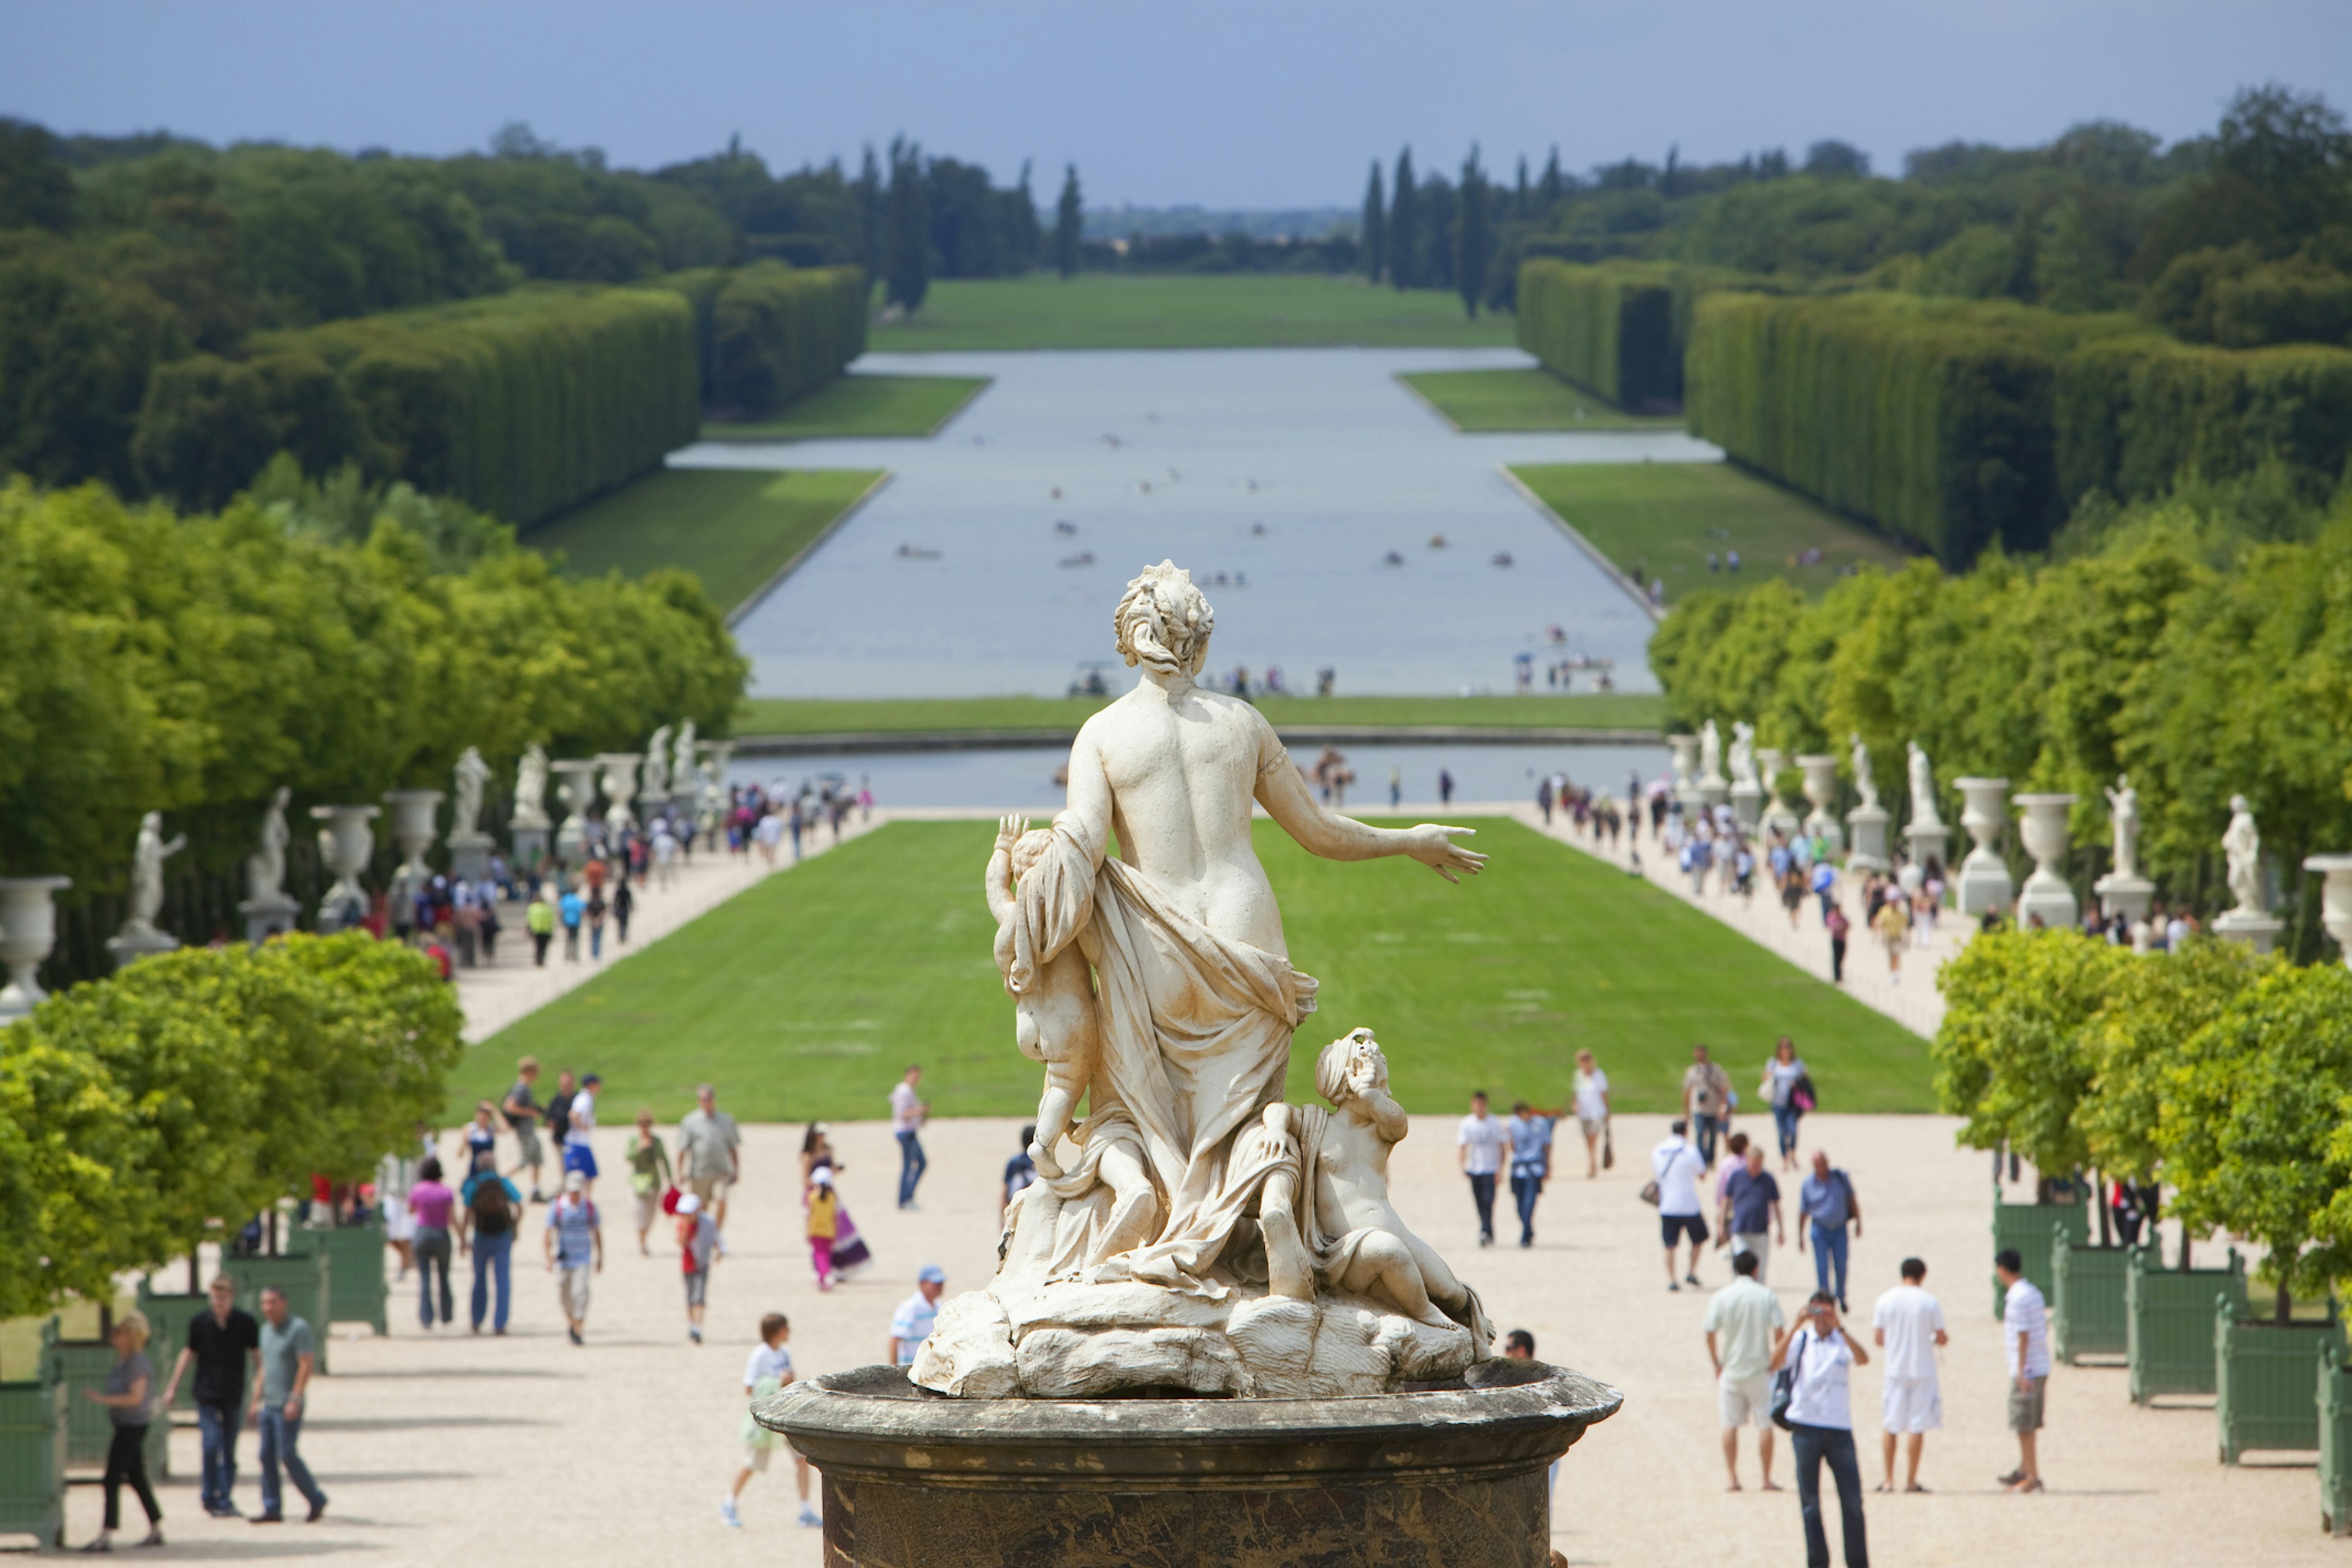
[1935,930,2125,1314]
[2165,963,2352,1458]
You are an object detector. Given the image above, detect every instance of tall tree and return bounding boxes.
[1360,160,1385,282]
[884,136,930,313]
[1539,146,1564,217]
[1513,155,1530,222]
[1455,146,1493,318]
[1387,147,1419,289]
[855,143,883,271]
[1054,164,1083,279]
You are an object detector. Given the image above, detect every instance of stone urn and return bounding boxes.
[1667,733,1700,809]
[1796,754,1842,850]
[1757,747,1801,837]
[2305,855,2352,968]
[552,759,602,867]
[2014,793,2080,930]
[1953,777,2013,916]
[0,875,72,1022]
[383,788,443,878]
[311,804,381,933]
[596,752,643,838]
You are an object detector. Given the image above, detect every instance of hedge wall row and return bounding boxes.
[1515,260,1781,410]
[134,285,700,523]
[1683,292,2352,566]
[702,263,868,418]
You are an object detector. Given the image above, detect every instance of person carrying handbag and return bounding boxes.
[1772,1292,1872,1568]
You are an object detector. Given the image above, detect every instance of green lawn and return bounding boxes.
[1400,368,1683,432]
[1510,462,1916,604]
[451,818,1926,1121]
[529,467,886,612]
[868,275,1517,351]
[701,372,990,442]
[733,692,1668,736]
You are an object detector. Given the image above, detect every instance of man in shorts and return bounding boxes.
[544,1171,601,1345]
[502,1057,546,1202]
[565,1072,601,1193]
[677,1082,742,1228]
[1996,1248,2049,1492]
[1703,1250,1785,1490]
[1682,1043,1733,1164]
[1653,1118,1709,1290]
[1872,1256,1948,1492]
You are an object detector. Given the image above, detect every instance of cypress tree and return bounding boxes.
[1361,160,1385,282]
[884,137,930,314]
[1513,155,1530,222]
[1539,146,1564,217]
[1387,147,1418,289]
[1054,164,1083,279]
[1455,146,1491,318]
[856,144,883,272]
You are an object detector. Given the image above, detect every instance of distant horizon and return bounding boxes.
[8,1,2348,209]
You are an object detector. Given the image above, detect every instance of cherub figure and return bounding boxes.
[1259,1028,1490,1341]
[986,815,1101,1179]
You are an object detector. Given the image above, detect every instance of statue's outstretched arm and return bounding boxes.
[1253,724,1487,883]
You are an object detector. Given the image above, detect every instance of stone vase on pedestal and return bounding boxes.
[551,760,601,867]
[311,804,380,933]
[764,1360,1620,1568]
[1796,755,1842,851]
[1667,734,1700,810]
[1954,777,2014,916]
[1730,780,1764,832]
[596,753,642,839]
[383,788,444,919]
[1846,806,1892,873]
[1757,747,1801,837]
[2305,855,2352,968]
[0,876,72,1021]
[2015,793,2081,930]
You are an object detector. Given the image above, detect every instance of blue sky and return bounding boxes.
[9,1,2349,206]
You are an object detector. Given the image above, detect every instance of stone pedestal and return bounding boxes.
[551,760,601,868]
[1954,777,2013,917]
[509,826,551,879]
[763,1360,1619,1568]
[1758,748,1801,839]
[238,893,301,946]
[1904,824,1951,875]
[2094,873,2156,925]
[2015,793,2080,930]
[595,753,643,838]
[1846,805,1891,872]
[1698,776,1730,813]
[446,830,496,883]
[105,926,179,971]
[1730,780,1764,833]
[1796,754,1842,851]
[2214,909,2286,954]
[2306,855,2352,968]
[0,875,72,1021]
[1667,734,1700,811]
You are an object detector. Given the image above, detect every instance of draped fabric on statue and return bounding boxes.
[995,818,1317,1294]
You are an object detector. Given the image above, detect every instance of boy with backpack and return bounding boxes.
[722,1313,820,1530]
[457,1159,524,1334]
[544,1172,603,1345]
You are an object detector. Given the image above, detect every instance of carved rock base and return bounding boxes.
[766,1360,1619,1568]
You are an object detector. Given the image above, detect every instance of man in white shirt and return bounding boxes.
[565,1073,601,1193]
[1572,1049,1610,1178]
[1703,1250,1785,1490]
[1773,1291,1872,1568]
[890,1065,929,1210]
[1457,1091,1508,1248]
[1996,1248,2050,1493]
[1872,1256,1949,1493]
[888,1265,946,1366]
[1651,1119,1709,1291]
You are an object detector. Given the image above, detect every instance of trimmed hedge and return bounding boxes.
[703,263,868,418]
[1516,259,1771,410]
[1684,292,2135,565]
[2056,334,2352,505]
[134,285,699,524]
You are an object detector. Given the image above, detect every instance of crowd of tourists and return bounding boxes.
[723,777,872,867]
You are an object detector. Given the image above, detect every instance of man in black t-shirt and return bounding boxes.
[159,1275,262,1517]
[1000,1124,1039,1221]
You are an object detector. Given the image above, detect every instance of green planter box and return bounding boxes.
[53,1336,172,1477]
[2321,1344,2352,1535]
[221,1249,333,1376]
[2217,1300,2343,1463]
[132,1284,215,1416]
[1991,1197,2090,1315]
[0,1323,66,1550]
[2128,1246,2246,1404]
[2053,1229,2145,1363]
[292,1220,388,1336]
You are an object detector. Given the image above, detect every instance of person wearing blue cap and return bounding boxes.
[888,1267,946,1368]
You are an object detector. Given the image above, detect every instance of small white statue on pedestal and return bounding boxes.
[673,721,699,798]
[511,744,552,830]
[1905,742,1942,830]
[124,812,186,938]
[1698,720,1724,786]
[1850,731,1880,813]
[246,788,292,906]
[2223,794,2265,915]
[2106,775,2141,883]
[1730,723,1758,788]
[643,725,673,804]
[452,747,492,839]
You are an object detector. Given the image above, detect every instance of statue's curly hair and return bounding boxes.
[1113,560,1214,677]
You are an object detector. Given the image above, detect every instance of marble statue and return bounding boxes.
[914,561,1493,1401]
[451,747,491,839]
[672,720,698,796]
[2223,794,2265,915]
[512,744,551,829]
[2105,774,2141,883]
[642,725,673,804]
[125,812,186,937]
[1729,722,1758,788]
[1905,741,1942,829]
[1698,719,1724,785]
[1850,731,1880,812]
[246,788,292,904]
